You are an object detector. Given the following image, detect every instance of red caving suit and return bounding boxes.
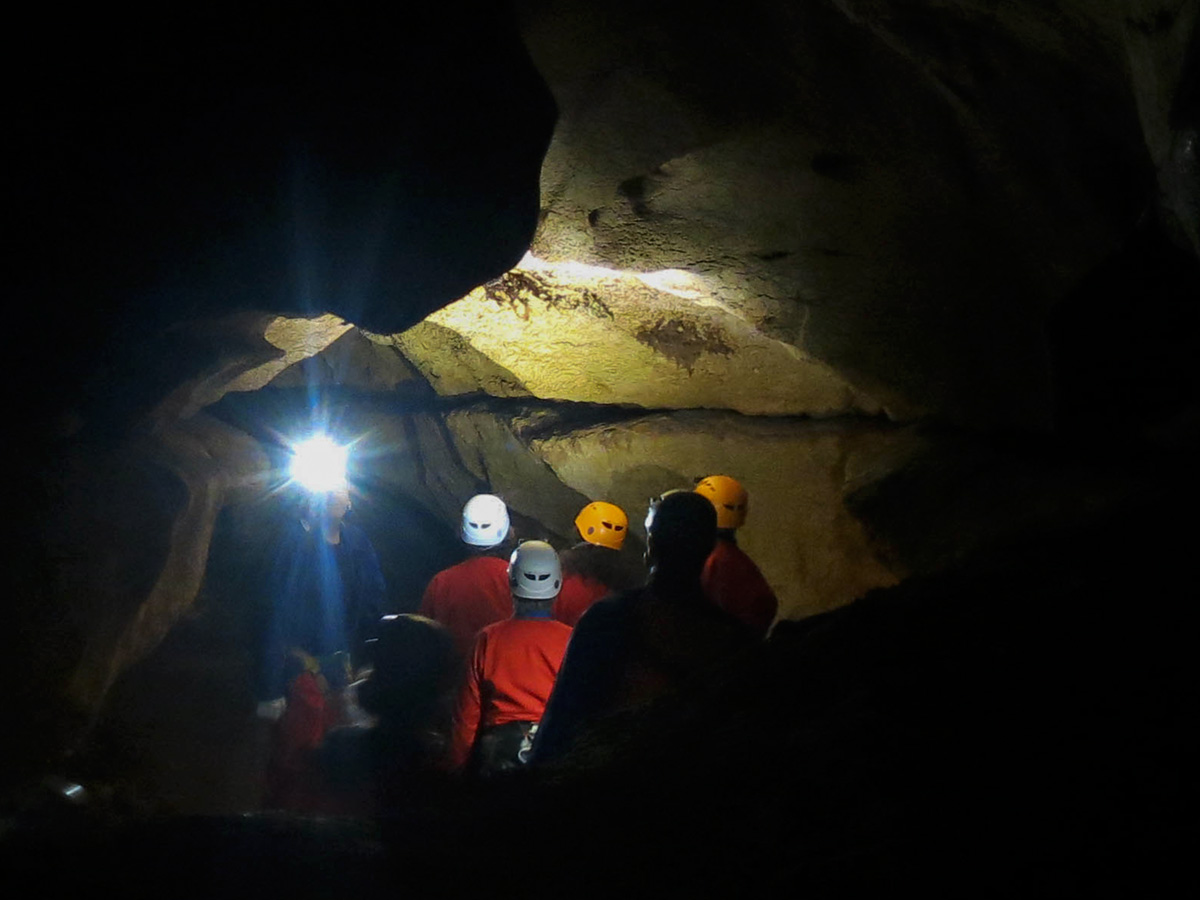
[448,615,572,771]
[419,556,513,662]
[701,538,778,639]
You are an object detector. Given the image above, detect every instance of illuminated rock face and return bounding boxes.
[336,0,1199,431]
[529,413,924,618]
[152,314,355,420]
[516,0,1196,429]
[391,258,882,417]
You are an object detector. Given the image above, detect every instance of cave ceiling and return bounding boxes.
[8,1,1198,719]
[46,0,1187,432]
[11,0,1196,436]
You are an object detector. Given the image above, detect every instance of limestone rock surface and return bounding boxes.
[393,258,882,417]
[531,412,924,618]
[517,0,1196,428]
[267,328,424,394]
[55,414,271,712]
[152,314,354,422]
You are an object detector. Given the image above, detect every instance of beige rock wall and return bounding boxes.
[153,313,355,421]
[392,258,882,417]
[62,414,271,712]
[515,0,1175,429]
[531,412,925,619]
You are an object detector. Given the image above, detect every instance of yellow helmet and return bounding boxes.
[574,501,629,550]
[694,475,748,529]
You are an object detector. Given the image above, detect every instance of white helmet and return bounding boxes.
[508,540,562,600]
[461,494,510,547]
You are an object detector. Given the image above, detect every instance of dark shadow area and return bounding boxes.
[3,475,1193,895]
[1049,214,1200,449]
[51,478,466,819]
[10,2,555,439]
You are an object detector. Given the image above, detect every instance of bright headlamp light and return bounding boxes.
[289,434,349,493]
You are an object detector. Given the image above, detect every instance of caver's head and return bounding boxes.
[574,501,629,550]
[508,540,563,602]
[304,486,353,524]
[694,475,748,531]
[644,490,717,578]
[461,494,510,548]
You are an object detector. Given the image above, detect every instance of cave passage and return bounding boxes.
[3,1,1196,891]
[84,470,467,816]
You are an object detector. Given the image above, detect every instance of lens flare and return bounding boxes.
[289,434,349,492]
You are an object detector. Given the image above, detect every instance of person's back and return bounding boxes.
[548,583,750,735]
[420,555,512,660]
[448,541,572,775]
[701,536,777,638]
[555,543,644,626]
[318,614,458,815]
[695,475,778,638]
[534,492,754,764]
[418,494,515,661]
[449,615,572,771]
[555,501,642,626]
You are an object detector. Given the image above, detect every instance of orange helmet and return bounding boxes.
[694,475,748,529]
[574,501,629,550]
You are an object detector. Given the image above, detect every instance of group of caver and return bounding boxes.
[256,476,777,806]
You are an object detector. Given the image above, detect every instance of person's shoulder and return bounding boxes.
[712,539,762,572]
[560,540,597,563]
[461,554,508,573]
[541,617,574,637]
[708,538,740,562]
[436,556,483,577]
[603,586,645,606]
[506,617,572,642]
[423,561,460,596]
[575,588,641,629]
[479,617,508,638]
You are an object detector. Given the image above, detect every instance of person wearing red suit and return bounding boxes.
[449,541,572,775]
[419,494,515,662]
[695,475,778,639]
[554,501,643,626]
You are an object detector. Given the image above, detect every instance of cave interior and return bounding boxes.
[3,1,1198,894]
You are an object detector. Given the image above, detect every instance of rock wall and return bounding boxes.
[518,0,1197,429]
[47,415,271,715]
[390,258,881,417]
[530,412,923,617]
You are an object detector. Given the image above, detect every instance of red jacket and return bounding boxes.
[448,615,572,770]
[419,556,513,660]
[554,572,610,627]
[554,542,644,627]
[701,538,778,639]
